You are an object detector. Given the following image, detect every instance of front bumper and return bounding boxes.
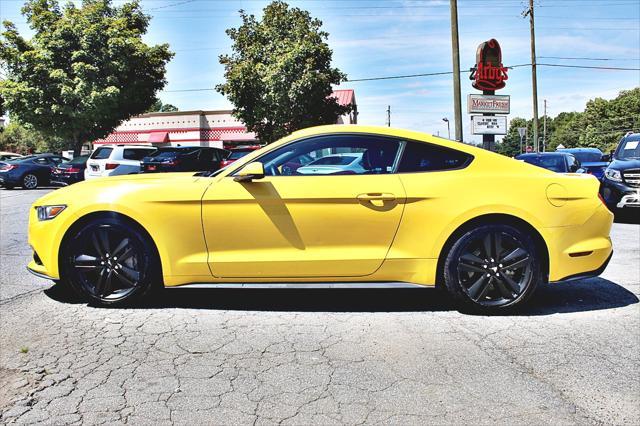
[27,263,57,280]
[600,179,640,209]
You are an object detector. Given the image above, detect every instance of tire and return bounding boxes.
[60,215,161,307]
[22,173,39,189]
[443,224,542,312]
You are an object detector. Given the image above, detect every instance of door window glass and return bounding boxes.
[123,148,156,160]
[398,141,473,172]
[254,135,401,176]
[90,147,113,159]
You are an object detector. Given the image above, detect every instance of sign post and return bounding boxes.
[469,39,509,151]
[517,127,527,154]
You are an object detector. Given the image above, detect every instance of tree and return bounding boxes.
[147,99,179,113]
[0,121,66,154]
[216,1,350,143]
[0,0,173,155]
[497,117,528,157]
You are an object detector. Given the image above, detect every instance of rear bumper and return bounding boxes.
[550,250,612,283]
[544,204,614,282]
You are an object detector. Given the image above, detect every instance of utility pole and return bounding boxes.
[525,0,540,152]
[449,0,463,142]
[386,105,391,127]
[543,99,547,152]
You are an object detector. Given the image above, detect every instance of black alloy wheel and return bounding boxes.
[444,224,542,311]
[62,216,159,306]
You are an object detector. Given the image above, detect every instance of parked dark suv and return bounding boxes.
[600,132,640,210]
[141,146,230,173]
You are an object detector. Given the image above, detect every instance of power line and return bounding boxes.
[538,56,640,61]
[538,63,640,71]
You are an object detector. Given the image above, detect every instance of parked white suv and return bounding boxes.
[85,145,157,180]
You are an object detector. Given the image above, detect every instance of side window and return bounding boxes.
[398,141,472,173]
[50,157,64,165]
[254,135,401,176]
[198,149,214,163]
[35,157,50,165]
[123,149,155,161]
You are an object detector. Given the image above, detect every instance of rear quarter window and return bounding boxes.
[398,141,473,173]
[90,147,113,160]
[124,148,156,160]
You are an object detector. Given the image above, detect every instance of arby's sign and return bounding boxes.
[469,39,508,91]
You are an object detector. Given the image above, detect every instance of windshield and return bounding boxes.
[66,155,89,165]
[571,152,602,163]
[90,147,113,160]
[616,139,640,160]
[521,156,566,172]
[308,155,359,166]
[229,150,252,160]
[149,148,196,159]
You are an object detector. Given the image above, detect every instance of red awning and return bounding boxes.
[148,131,169,144]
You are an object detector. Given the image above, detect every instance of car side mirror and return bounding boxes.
[601,154,610,162]
[234,161,265,182]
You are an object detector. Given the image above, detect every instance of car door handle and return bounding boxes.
[356,193,396,201]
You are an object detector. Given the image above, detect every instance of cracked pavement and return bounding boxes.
[1,189,639,425]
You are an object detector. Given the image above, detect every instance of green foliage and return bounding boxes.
[0,0,173,154]
[216,1,350,143]
[147,99,179,112]
[497,88,639,155]
[0,121,65,154]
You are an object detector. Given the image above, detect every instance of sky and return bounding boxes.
[1,0,639,144]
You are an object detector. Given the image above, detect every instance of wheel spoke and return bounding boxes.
[118,264,140,283]
[98,229,110,255]
[493,232,503,260]
[101,270,113,297]
[503,256,531,271]
[498,271,521,294]
[112,238,129,258]
[459,262,486,274]
[482,233,492,259]
[113,269,136,288]
[94,269,107,296]
[91,233,104,257]
[460,253,485,265]
[73,255,100,270]
[500,247,527,264]
[117,247,135,264]
[493,277,516,299]
[467,275,490,301]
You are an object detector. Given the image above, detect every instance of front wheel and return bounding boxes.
[443,224,542,312]
[61,216,160,307]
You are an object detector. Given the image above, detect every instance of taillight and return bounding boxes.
[66,167,81,173]
[105,163,118,170]
[598,193,607,207]
[0,164,18,171]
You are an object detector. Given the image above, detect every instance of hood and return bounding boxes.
[608,158,640,170]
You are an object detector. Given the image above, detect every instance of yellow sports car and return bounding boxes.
[27,125,613,311]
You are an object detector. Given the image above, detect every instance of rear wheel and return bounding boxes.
[22,174,38,189]
[61,216,160,307]
[443,224,542,312]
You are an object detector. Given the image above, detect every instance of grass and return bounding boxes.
[19,346,29,354]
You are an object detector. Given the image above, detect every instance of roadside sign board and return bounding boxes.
[517,127,527,139]
[468,94,510,114]
[471,115,508,135]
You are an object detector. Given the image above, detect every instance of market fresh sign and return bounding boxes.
[468,94,510,114]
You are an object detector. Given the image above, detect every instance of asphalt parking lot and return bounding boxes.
[0,188,638,425]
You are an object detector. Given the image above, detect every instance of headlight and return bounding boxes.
[36,205,66,221]
[604,168,622,182]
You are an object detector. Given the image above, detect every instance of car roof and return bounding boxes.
[557,147,601,153]
[96,144,156,148]
[517,152,571,158]
[621,132,640,142]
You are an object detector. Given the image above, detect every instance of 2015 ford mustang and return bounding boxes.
[27,125,613,311]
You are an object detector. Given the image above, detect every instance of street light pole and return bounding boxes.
[525,0,540,152]
[443,118,451,140]
[450,0,463,142]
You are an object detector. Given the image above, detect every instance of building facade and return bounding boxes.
[94,89,357,149]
